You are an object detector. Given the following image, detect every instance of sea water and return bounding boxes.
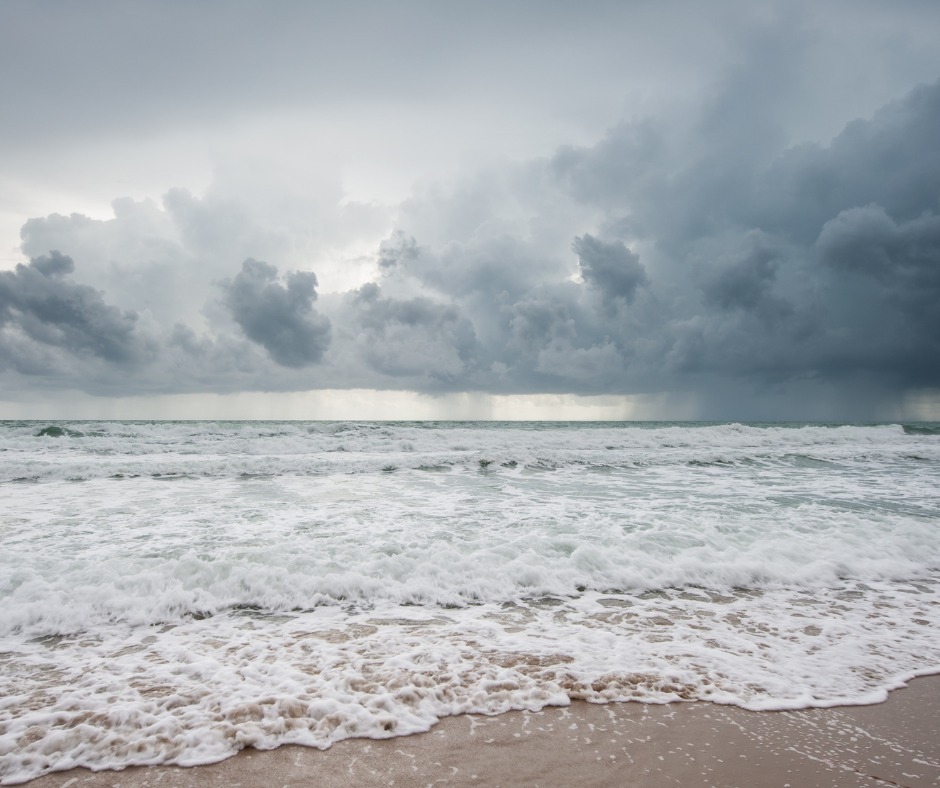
[1,420,938,783]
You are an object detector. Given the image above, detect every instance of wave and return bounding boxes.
[903,423,940,435]
[1,420,937,483]
[2,420,940,783]
[34,425,85,438]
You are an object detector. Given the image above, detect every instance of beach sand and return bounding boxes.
[21,676,940,787]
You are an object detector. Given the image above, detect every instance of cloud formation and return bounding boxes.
[573,234,647,305]
[221,259,331,367]
[0,251,149,368]
[2,12,938,418]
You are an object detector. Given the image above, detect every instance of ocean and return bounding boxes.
[1,420,939,783]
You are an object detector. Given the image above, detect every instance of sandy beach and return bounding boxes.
[19,675,940,788]
[5,422,939,787]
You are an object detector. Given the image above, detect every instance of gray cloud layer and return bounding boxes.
[2,49,939,416]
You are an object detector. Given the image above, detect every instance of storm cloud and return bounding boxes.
[0,251,148,366]
[2,1,939,418]
[222,259,331,367]
[573,234,647,304]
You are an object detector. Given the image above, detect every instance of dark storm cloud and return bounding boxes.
[572,234,647,304]
[502,287,628,387]
[752,80,940,244]
[709,81,940,386]
[506,295,577,356]
[0,251,147,364]
[4,43,940,416]
[538,77,940,396]
[700,232,793,327]
[346,282,477,383]
[221,259,331,367]
[549,59,940,253]
[817,205,940,289]
[813,206,940,384]
[703,244,778,312]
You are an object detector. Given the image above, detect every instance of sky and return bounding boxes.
[1,0,939,421]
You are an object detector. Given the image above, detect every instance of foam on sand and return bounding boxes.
[18,676,940,788]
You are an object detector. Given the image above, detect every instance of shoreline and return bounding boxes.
[17,675,940,787]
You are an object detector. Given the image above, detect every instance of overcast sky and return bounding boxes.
[1,0,939,420]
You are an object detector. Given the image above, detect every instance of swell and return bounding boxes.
[2,420,937,483]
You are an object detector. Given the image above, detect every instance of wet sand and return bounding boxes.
[21,676,940,787]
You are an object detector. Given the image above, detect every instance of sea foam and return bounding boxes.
[1,420,938,783]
